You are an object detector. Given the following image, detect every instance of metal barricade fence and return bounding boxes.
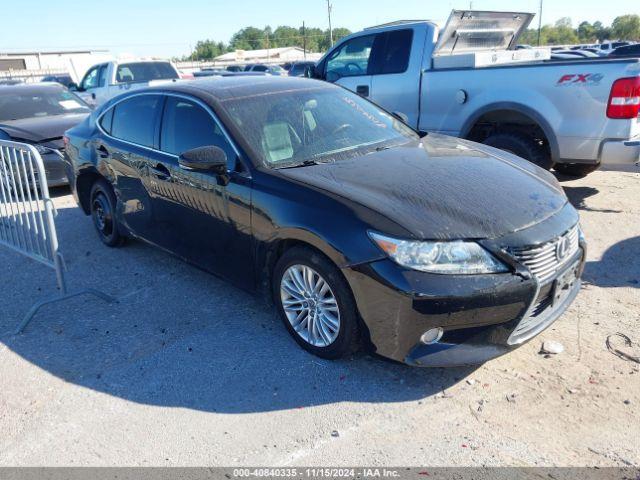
[0,139,114,334]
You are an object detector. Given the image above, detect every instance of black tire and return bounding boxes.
[273,246,360,359]
[90,179,125,247]
[483,131,554,170]
[554,163,599,178]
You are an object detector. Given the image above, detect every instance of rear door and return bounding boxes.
[325,33,375,98]
[99,93,164,240]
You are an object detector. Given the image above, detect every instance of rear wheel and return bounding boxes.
[273,246,360,359]
[483,131,553,170]
[554,163,599,177]
[90,179,125,247]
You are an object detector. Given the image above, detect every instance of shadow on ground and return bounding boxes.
[0,204,473,415]
[561,184,622,214]
[584,236,640,289]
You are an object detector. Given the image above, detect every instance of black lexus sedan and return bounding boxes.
[64,77,585,367]
[0,83,91,186]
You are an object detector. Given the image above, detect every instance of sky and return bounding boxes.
[0,0,637,58]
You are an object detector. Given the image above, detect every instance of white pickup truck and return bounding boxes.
[315,10,640,176]
[71,60,180,108]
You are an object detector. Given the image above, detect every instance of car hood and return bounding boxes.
[278,134,568,240]
[0,113,88,144]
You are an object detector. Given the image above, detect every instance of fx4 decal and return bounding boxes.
[557,73,604,86]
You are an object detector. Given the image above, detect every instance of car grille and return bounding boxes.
[507,224,580,283]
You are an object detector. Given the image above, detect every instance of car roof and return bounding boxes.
[137,76,335,103]
[0,82,67,95]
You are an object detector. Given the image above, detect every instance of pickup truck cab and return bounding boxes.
[73,60,180,107]
[315,11,640,176]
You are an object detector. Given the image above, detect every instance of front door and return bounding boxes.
[150,95,254,289]
[324,33,375,99]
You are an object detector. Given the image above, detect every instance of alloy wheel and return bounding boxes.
[280,265,341,347]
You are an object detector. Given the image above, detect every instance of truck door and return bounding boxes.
[76,64,108,107]
[324,34,375,99]
[368,28,423,129]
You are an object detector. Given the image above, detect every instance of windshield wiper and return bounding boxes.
[277,159,324,170]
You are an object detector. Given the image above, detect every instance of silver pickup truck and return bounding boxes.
[315,10,640,176]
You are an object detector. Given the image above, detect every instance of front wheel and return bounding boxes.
[273,246,360,359]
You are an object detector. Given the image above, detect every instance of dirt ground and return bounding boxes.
[0,168,638,466]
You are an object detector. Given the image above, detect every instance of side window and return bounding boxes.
[98,65,109,87]
[111,95,162,147]
[325,34,375,81]
[99,107,114,134]
[370,29,413,75]
[252,65,268,72]
[81,66,100,90]
[160,97,236,166]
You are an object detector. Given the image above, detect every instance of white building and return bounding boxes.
[0,50,113,81]
[214,47,322,65]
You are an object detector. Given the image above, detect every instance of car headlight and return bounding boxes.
[369,232,509,274]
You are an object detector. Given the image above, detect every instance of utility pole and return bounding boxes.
[303,21,307,59]
[537,0,543,46]
[326,0,334,47]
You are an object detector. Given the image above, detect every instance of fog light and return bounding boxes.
[420,327,443,345]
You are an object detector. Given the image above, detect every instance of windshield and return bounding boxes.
[0,89,90,122]
[220,86,418,167]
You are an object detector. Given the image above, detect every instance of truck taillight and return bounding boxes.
[607,77,640,119]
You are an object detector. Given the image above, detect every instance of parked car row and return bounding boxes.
[1,9,637,369]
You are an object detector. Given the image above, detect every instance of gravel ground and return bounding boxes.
[0,169,638,467]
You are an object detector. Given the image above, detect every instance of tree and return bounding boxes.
[577,21,596,42]
[593,21,611,42]
[230,27,267,50]
[611,14,640,41]
[187,40,229,60]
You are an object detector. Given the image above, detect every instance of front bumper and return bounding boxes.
[41,152,69,187]
[343,209,585,367]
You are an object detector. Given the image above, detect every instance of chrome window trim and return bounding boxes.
[95,91,249,176]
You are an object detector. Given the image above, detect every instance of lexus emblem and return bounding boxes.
[556,235,571,261]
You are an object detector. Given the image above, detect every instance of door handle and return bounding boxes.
[356,85,369,97]
[97,145,110,159]
[150,163,171,181]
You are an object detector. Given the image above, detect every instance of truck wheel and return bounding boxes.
[554,163,599,177]
[483,132,553,170]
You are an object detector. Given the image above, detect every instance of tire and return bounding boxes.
[273,246,360,359]
[90,179,125,247]
[554,163,599,178]
[483,131,554,170]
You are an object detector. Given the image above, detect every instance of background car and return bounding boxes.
[41,74,75,88]
[609,44,640,58]
[288,61,316,77]
[0,83,91,186]
[243,64,287,75]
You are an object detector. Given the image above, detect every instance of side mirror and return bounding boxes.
[179,146,227,174]
[68,82,79,91]
[392,111,409,124]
